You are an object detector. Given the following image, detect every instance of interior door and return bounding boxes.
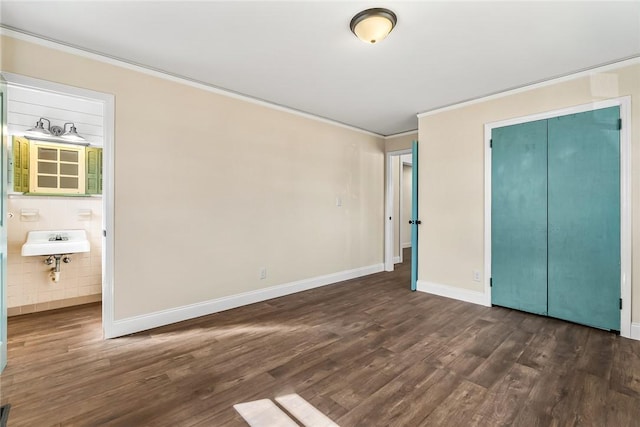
[410,140,418,291]
[0,76,7,372]
[547,107,620,330]
[491,120,548,315]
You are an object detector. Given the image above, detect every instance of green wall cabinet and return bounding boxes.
[491,106,621,331]
[11,137,102,195]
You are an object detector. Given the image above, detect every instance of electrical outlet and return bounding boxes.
[473,270,481,282]
[259,267,267,280]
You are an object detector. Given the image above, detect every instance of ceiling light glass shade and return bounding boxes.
[350,8,397,44]
[61,123,86,142]
[25,118,52,136]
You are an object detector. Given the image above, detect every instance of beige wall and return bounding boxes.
[418,63,640,322]
[2,36,385,320]
[385,132,417,152]
[7,196,102,312]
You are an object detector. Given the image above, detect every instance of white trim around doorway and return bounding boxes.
[483,96,632,339]
[0,72,116,339]
[385,148,412,271]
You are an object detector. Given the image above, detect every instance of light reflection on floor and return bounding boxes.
[234,393,339,427]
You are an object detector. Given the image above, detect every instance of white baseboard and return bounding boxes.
[393,256,401,264]
[631,323,640,341]
[108,263,384,338]
[416,280,490,307]
[401,242,412,249]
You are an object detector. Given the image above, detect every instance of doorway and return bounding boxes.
[385,144,418,290]
[0,72,114,351]
[484,97,631,338]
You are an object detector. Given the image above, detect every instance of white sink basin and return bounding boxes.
[22,230,90,256]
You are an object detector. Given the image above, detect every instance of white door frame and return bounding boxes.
[385,148,412,271]
[400,158,413,256]
[484,96,632,338]
[1,72,116,339]
[398,158,404,264]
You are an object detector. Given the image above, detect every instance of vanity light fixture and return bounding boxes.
[24,117,87,144]
[61,122,85,142]
[25,117,52,137]
[350,8,397,44]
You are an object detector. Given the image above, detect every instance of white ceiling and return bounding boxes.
[2,1,639,136]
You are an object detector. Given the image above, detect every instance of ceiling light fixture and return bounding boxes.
[350,8,397,44]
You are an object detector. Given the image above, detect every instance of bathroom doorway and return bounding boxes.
[0,72,114,343]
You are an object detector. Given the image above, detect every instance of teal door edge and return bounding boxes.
[410,140,418,291]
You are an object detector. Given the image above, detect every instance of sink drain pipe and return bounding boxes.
[44,255,72,282]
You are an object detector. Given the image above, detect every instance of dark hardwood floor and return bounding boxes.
[2,248,640,426]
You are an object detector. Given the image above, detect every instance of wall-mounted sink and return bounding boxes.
[22,230,90,256]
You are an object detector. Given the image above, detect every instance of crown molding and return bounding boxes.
[417,56,640,119]
[384,129,418,139]
[1,26,383,139]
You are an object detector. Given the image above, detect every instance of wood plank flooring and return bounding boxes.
[1,249,640,426]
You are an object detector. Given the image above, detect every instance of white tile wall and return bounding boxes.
[7,196,103,308]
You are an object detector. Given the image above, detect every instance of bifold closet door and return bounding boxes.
[491,119,548,315]
[547,107,620,331]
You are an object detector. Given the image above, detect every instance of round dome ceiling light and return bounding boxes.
[350,8,397,44]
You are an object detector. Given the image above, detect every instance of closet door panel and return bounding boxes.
[491,120,548,315]
[547,106,620,330]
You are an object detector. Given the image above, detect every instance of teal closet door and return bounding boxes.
[492,120,548,315]
[547,107,620,331]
